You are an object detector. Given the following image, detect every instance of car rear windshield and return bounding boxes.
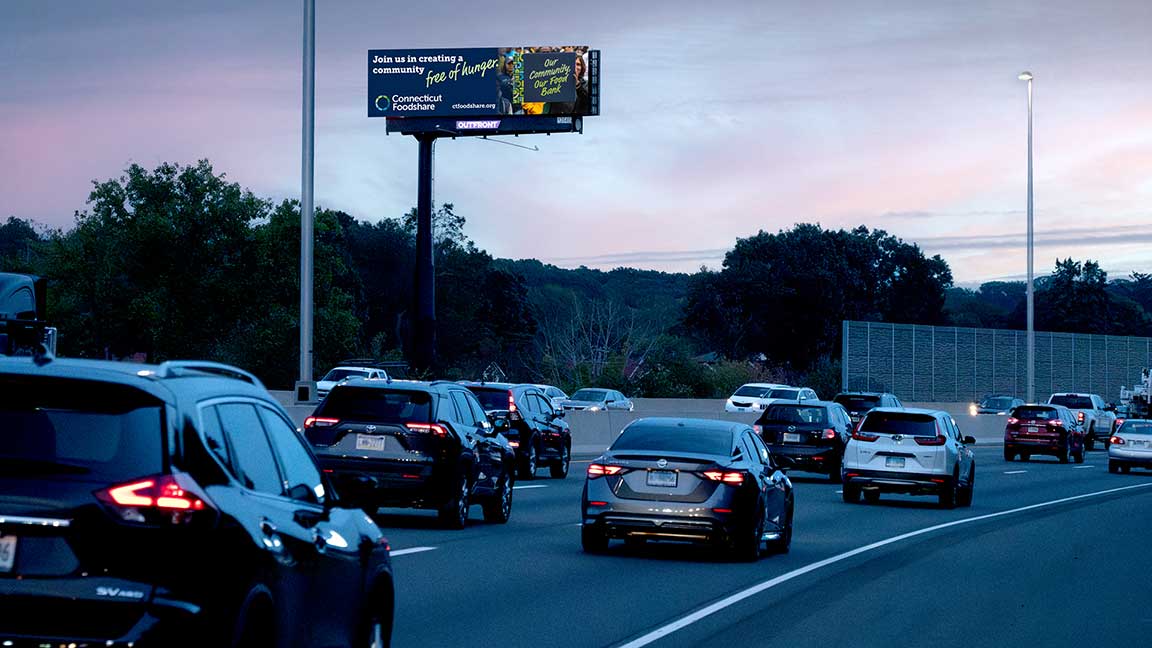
[761,405,827,425]
[0,377,164,481]
[318,387,431,423]
[322,368,369,381]
[1011,406,1058,421]
[468,388,512,412]
[571,389,606,401]
[612,425,732,456]
[1049,395,1093,409]
[834,394,880,410]
[1119,421,1152,434]
[733,385,770,397]
[768,389,799,399]
[859,411,938,437]
[981,397,1016,409]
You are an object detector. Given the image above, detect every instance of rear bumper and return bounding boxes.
[843,469,949,495]
[581,479,762,543]
[1005,438,1071,456]
[1109,448,1152,465]
[769,444,841,473]
[316,455,451,508]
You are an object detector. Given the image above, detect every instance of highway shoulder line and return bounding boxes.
[617,481,1152,648]
[513,484,549,490]
[390,546,437,557]
[1003,470,1028,474]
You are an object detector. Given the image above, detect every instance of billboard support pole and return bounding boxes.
[412,134,437,373]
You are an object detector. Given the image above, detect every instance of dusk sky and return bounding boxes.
[3,0,1150,284]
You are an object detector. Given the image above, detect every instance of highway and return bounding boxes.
[380,445,1152,647]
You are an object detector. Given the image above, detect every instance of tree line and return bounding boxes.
[3,160,1149,397]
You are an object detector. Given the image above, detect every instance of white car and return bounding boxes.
[841,407,976,508]
[316,365,388,400]
[725,384,818,413]
[535,384,569,411]
[1108,419,1152,473]
[724,383,790,412]
[561,388,633,412]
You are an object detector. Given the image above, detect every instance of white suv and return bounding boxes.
[841,407,976,509]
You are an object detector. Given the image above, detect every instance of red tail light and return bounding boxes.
[753,425,762,434]
[1111,436,1125,446]
[508,390,517,413]
[703,471,745,484]
[1046,419,1063,427]
[822,428,837,440]
[914,434,947,446]
[96,474,213,525]
[304,416,339,428]
[1077,411,1085,423]
[1115,418,1126,428]
[852,430,879,442]
[1006,417,1019,425]
[406,422,448,437]
[587,464,624,478]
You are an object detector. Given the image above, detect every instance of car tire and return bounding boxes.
[1109,460,1119,474]
[550,443,570,479]
[1020,453,1031,462]
[1122,464,1132,474]
[828,459,842,483]
[732,508,765,562]
[1004,449,1016,462]
[768,503,793,555]
[862,489,880,504]
[232,589,275,648]
[581,525,608,553]
[518,442,539,480]
[357,585,394,648]
[1073,446,1084,463]
[1086,428,1096,451]
[438,478,470,529]
[482,473,513,524]
[957,466,975,508]
[938,476,958,509]
[842,484,861,503]
[1058,448,1069,464]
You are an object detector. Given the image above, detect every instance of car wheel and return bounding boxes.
[581,525,608,553]
[438,478,470,529]
[768,503,793,555]
[1020,453,1031,462]
[828,459,842,483]
[550,443,571,479]
[842,484,861,503]
[357,588,393,648]
[519,442,538,480]
[1004,449,1015,462]
[957,466,975,507]
[1121,464,1132,474]
[1058,448,1069,464]
[938,476,958,509]
[1086,428,1096,451]
[863,489,880,504]
[1073,446,1084,463]
[1109,460,1119,474]
[482,473,513,523]
[233,590,275,648]
[731,508,764,562]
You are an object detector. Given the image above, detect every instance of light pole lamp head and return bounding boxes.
[1018,71,1033,81]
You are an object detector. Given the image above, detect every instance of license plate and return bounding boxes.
[646,470,677,487]
[0,535,15,572]
[1026,426,1042,433]
[783,433,803,443]
[1133,440,1147,448]
[355,434,386,451]
[885,456,906,469]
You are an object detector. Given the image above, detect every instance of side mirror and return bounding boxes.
[551,410,565,420]
[963,436,976,445]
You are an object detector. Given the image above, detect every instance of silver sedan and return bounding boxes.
[1108,419,1152,474]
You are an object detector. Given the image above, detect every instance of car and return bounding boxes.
[970,394,1025,416]
[754,400,853,481]
[316,365,389,401]
[842,407,976,508]
[461,382,572,479]
[724,382,790,412]
[0,356,394,647]
[1003,404,1085,463]
[534,384,570,411]
[304,379,516,529]
[561,387,633,412]
[832,391,903,424]
[580,417,794,560]
[1108,419,1152,473]
[1046,392,1118,450]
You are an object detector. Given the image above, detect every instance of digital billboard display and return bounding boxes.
[368,46,598,119]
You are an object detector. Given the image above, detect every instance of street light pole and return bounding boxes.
[297,0,316,403]
[1019,71,1034,403]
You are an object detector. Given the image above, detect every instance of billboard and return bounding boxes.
[369,46,598,119]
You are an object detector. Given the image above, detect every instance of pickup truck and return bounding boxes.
[1047,392,1118,450]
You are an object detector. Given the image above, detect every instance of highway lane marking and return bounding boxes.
[617,481,1152,648]
[1073,465,1095,469]
[390,546,437,557]
[1004,470,1029,474]
[513,485,549,490]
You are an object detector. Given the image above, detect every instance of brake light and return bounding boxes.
[1115,418,1126,428]
[703,471,745,484]
[1047,419,1063,427]
[822,428,837,440]
[1078,411,1085,423]
[753,425,762,434]
[1007,417,1019,425]
[1111,436,1125,446]
[587,464,623,478]
[304,416,339,428]
[508,390,517,413]
[852,430,879,442]
[96,474,213,524]
[405,422,448,436]
[914,434,947,446]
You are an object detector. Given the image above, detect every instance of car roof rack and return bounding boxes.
[154,361,265,389]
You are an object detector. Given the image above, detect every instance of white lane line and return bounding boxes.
[513,484,549,490]
[390,546,437,557]
[835,491,843,494]
[1073,465,1095,469]
[617,481,1152,648]
[1004,470,1029,474]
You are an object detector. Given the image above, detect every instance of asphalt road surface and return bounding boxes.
[380,447,1152,647]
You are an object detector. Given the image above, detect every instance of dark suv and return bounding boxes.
[461,382,572,479]
[305,380,516,529]
[833,391,903,424]
[1003,404,1085,463]
[754,401,854,481]
[0,357,393,647]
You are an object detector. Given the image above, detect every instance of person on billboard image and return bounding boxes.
[546,52,590,115]
[498,51,517,114]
